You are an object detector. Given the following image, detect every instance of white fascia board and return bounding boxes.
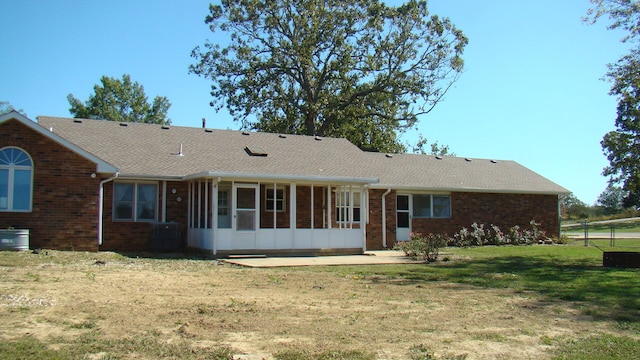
[115,174,184,181]
[369,183,569,195]
[0,112,118,174]
[183,171,379,185]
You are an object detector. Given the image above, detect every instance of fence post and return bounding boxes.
[583,219,589,247]
[610,224,615,247]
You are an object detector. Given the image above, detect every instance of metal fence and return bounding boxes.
[562,218,640,249]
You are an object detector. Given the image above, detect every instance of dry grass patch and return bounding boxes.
[0,249,637,359]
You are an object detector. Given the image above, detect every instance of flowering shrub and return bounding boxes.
[449,220,546,247]
[394,232,446,263]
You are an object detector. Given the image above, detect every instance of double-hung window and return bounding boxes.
[412,194,451,219]
[113,182,157,221]
[265,187,285,212]
[0,147,33,212]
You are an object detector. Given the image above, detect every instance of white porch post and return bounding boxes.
[310,184,314,229]
[290,183,296,248]
[349,185,354,229]
[290,183,296,228]
[273,182,277,229]
[327,185,332,229]
[204,179,209,229]
[212,180,218,255]
[197,181,202,228]
[361,186,367,251]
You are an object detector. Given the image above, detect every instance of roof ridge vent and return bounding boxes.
[490,160,498,164]
[119,122,128,127]
[73,119,83,124]
[242,131,250,135]
[314,135,322,141]
[385,154,393,158]
[161,125,170,130]
[435,156,442,160]
[204,128,213,133]
[465,158,472,162]
[279,134,287,138]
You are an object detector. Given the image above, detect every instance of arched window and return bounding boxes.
[0,147,33,212]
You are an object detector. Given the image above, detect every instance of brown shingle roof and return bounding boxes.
[36,116,569,194]
[37,116,376,183]
[362,152,569,194]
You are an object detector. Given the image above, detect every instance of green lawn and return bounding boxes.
[309,243,640,359]
[312,243,640,325]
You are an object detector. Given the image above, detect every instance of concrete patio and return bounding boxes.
[223,250,423,268]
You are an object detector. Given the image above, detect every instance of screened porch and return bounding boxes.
[186,179,368,255]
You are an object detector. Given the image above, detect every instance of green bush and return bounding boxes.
[394,233,446,263]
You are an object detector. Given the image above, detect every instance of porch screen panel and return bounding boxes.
[236,187,256,231]
[217,189,231,228]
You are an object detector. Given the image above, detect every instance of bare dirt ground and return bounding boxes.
[0,251,623,359]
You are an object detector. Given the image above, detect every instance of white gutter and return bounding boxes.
[183,171,378,185]
[381,188,392,249]
[369,184,569,196]
[98,173,119,246]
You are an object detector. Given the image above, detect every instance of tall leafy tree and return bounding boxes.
[596,183,627,214]
[584,0,640,43]
[190,0,467,152]
[67,74,171,125]
[601,49,640,208]
[586,0,640,207]
[559,193,591,219]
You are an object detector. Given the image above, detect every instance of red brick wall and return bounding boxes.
[295,185,326,229]
[0,119,101,251]
[366,190,560,250]
[366,189,397,250]
[100,181,188,251]
[260,185,291,229]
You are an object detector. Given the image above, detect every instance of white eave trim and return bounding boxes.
[116,174,183,181]
[369,183,570,196]
[183,171,379,185]
[1,112,118,174]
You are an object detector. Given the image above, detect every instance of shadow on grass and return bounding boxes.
[366,254,640,324]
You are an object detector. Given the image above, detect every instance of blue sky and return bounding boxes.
[0,0,631,205]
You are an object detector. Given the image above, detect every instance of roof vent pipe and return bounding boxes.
[202,118,206,128]
[172,143,184,156]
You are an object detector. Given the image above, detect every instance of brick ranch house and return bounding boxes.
[0,111,569,254]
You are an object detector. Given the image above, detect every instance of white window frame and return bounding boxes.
[0,147,33,212]
[265,186,286,212]
[217,187,231,229]
[113,181,158,222]
[335,188,361,223]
